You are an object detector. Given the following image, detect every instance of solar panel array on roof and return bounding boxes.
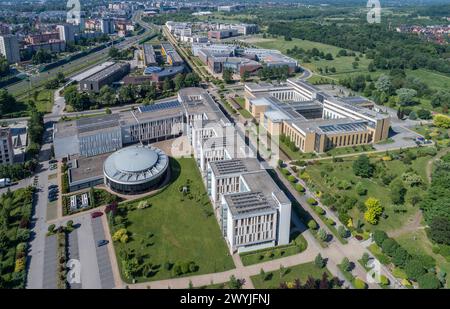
[319,121,368,133]
[228,192,274,215]
[138,100,181,113]
[214,159,248,175]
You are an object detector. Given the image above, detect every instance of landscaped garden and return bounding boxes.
[0,187,34,288]
[299,147,435,234]
[109,157,235,283]
[240,232,308,266]
[251,261,338,289]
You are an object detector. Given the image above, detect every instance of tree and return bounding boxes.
[325,53,333,60]
[118,85,135,104]
[375,75,392,93]
[372,230,388,247]
[337,225,349,238]
[353,154,374,178]
[340,257,351,272]
[317,228,327,241]
[0,55,10,77]
[307,220,318,230]
[355,182,367,196]
[315,253,326,268]
[405,259,426,281]
[418,273,441,289]
[428,217,450,245]
[417,109,431,120]
[396,88,417,106]
[174,73,185,91]
[364,197,383,225]
[381,238,399,256]
[433,114,450,129]
[229,275,244,289]
[390,178,406,205]
[98,85,115,107]
[361,252,370,266]
[430,90,449,108]
[241,70,250,82]
[222,68,233,84]
[162,78,173,93]
[405,187,422,206]
[0,89,17,115]
[392,246,409,267]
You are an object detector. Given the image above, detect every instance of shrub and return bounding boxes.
[295,184,305,192]
[353,278,367,289]
[307,197,317,205]
[16,242,27,253]
[337,225,349,238]
[381,238,400,256]
[315,253,326,268]
[112,228,128,242]
[355,183,367,196]
[48,224,56,233]
[418,273,441,289]
[281,168,290,176]
[308,220,318,230]
[372,230,388,247]
[405,259,426,281]
[287,175,296,183]
[326,218,335,226]
[14,257,26,273]
[379,275,389,286]
[67,220,74,227]
[341,257,351,272]
[392,247,410,268]
[317,228,328,241]
[315,206,325,215]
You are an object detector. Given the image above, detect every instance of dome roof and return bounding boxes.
[103,145,169,185]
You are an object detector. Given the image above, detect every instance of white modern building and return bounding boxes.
[0,35,20,64]
[100,18,115,34]
[56,24,77,43]
[207,158,291,253]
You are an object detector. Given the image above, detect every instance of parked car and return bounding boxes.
[97,240,109,247]
[48,184,58,190]
[49,159,58,164]
[91,212,103,218]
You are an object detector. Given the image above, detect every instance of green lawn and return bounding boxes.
[303,149,431,233]
[240,233,308,266]
[251,261,332,289]
[233,97,253,119]
[111,158,235,283]
[250,36,370,77]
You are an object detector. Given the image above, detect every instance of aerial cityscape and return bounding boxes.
[0,0,449,296]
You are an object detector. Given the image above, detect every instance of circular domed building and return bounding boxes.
[103,145,169,195]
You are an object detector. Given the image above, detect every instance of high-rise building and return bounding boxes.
[0,35,20,64]
[100,18,115,34]
[56,24,76,43]
[0,128,14,166]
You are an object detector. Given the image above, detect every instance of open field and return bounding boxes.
[111,158,235,283]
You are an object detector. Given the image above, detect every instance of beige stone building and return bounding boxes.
[244,79,391,153]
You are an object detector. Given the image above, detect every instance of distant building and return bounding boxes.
[0,35,20,64]
[230,24,258,36]
[25,40,66,53]
[79,62,130,93]
[0,128,14,166]
[100,18,115,34]
[24,32,60,45]
[56,24,76,43]
[142,43,157,66]
[160,42,184,66]
[208,29,239,40]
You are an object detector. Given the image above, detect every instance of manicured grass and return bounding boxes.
[405,69,450,92]
[111,158,235,283]
[251,262,332,289]
[324,144,374,157]
[249,36,370,77]
[240,233,308,266]
[304,149,431,233]
[234,97,253,119]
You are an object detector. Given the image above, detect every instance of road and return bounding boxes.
[6,13,152,98]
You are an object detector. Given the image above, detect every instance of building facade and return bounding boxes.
[0,35,20,64]
[0,128,14,166]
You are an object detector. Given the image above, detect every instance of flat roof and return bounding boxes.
[71,61,115,82]
[69,152,110,184]
[224,191,277,217]
[82,62,129,83]
[209,158,261,177]
[241,170,290,205]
